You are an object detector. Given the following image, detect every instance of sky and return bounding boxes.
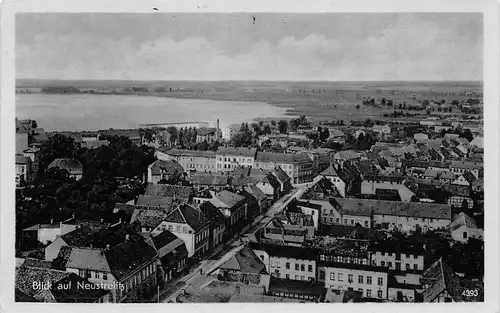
[16,13,483,81]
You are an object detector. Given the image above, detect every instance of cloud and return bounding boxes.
[16,15,482,81]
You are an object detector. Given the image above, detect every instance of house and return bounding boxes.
[144,184,193,203]
[472,179,484,193]
[245,184,269,214]
[270,166,293,194]
[196,128,218,143]
[216,147,257,171]
[254,152,314,184]
[301,148,333,174]
[452,172,476,187]
[48,158,83,180]
[143,230,188,283]
[147,159,184,184]
[413,133,429,141]
[210,190,249,238]
[301,176,342,201]
[333,150,360,167]
[319,165,347,197]
[155,148,216,173]
[52,235,158,303]
[250,242,318,282]
[387,271,422,302]
[450,213,483,242]
[130,206,171,233]
[370,239,425,272]
[267,277,326,302]
[311,237,371,273]
[261,217,309,247]
[421,258,483,302]
[22,147,40,180]
[293,200,321,229]
[216,246,270,287]
[321,262,389,299]
[361,175,415,202]
[255,172,281,202]
[329,198,452,232]
[199,201,227,251]
[16,155,33,187]
[449,161,482,179]
[189,173,229,191]
[158,203,210,258]
[15,267,110,303]
[372,124,391,135]
[329,129,346,143]
[23,219,64,246]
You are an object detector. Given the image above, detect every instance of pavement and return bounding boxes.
[157,185,310,303]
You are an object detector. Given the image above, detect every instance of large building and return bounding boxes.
[254,152,314,184]
[156,148,216,173]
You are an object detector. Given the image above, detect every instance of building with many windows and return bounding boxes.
[254,152,314,184]
[156,148,216,173]
[216,147,257,171]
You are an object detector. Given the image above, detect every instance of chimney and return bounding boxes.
[216,119,220,141]
[105,244,110,250]
[100,219,104,223]
[125,234,130,240]
[50,219,54,224]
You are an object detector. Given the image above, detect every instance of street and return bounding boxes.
[156,185,310,303]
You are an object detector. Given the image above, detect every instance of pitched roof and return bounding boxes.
[244,185,267,202]
[271,166,291,183]
[461,171,477,184]
[210,190,246,209]
[250,242,318,261]
[450,161,482,170]
[189,173,229,186]
[145,184,193,200]
[334,150,360,160]
[81,140,110,149]
[65,247,111,272]
[220,245,267,274]
[197,127,217,136]
[16,155,30,164]
[321,164,339,177]
[148,159,184,176]
[49,274,110,303]
[165,204,209,232]
[136,195,174,207]
[450,212,478,231]
[330,197,452,220]
[422,258,483,302]
[48,158,83,174]
[20,258,53,269]
[15,267,107,303]
[256,152,312,164]
[130,207,171,228]
[217,147,257,157]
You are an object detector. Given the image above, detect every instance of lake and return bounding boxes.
[16,94,288,132]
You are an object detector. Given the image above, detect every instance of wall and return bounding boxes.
[154,222,195,257]
[318,200,343,225]
[297,205,320,229]
[370,252,424,271]
[39,228,62,245]
[372,215,450,233]
[342,214,371,228]
[269,256,316,281]
[451,225,484,242]
[324,176,346,197]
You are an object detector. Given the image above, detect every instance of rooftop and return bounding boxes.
[256,152,312,164]
[48,158,83,174]
[217,147,257,157]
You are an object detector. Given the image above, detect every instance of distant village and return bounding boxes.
[14,97,484,303]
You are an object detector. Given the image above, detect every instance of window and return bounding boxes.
[406,263,410,270]
[338,273,343,281]
[413,255,418,259]
[381,261,385,267]
[358,288,363,294]
[277,260,281,268]
[463,232,468,239]
[336,218,340,223]
[286,262,290,269]
[295,275,299,280]
[183,227,188,233]
[330,273,335,281]
[365,221,369,227]
[377,290,383,298]
[176,225,181,232]
[367,276,372,285]
[301,264,305,271]
[95,272,100,279]
[388,262,392,268]
[348,274,353,283]
[308,265,313,272]
[414,264,418,270]
[103,273,108,280]
[358,275,363,284]
[377,278,383,286]
[301,276,305,281]
[344,219,347,224]
[367,289,372,297]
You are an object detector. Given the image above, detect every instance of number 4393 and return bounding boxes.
[462,289,479,297]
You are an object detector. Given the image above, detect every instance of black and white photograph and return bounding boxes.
[1,0,499,310]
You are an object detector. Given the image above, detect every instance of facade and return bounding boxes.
[210,190,249,238]
[322,263,389,299]
[16,155,33,187]
[319,165,347,197]
[360,176,415,202]
[255,152,314,184]
[450,212,483,242]
[301,148,332,175]
[449,161,482,179]
[251,243,318,282]
[216,147,257,171]
[370,251,424,272]
[147,159,184,184]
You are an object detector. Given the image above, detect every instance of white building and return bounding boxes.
[450,212,483,243]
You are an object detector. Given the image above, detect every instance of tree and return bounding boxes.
[270,120,276,126]
[38,134,80,173]
[319,127,330,142]
[231,131,252,147]
[356,104,360,110]
[166,126,178,144]
[460,129,474,142]
[278,120,288,134]
[381,98,386,105]
[387,100,393,106]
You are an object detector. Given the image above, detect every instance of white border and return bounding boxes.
[1,1,499,313]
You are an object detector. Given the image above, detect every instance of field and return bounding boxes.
[16,79,483,123]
